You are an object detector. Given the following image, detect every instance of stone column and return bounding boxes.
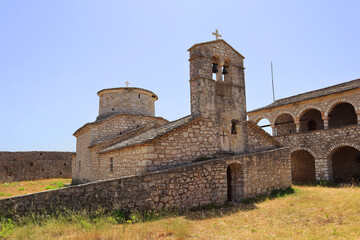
[315,158,332,181]
[295,118,300,133]
[322,116,329,129]
[357,111,360,124]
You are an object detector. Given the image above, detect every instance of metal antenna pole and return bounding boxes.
[271,61,275,102]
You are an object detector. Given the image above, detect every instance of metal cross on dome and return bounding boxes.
[212,29,222,40]
[125,81,130,87]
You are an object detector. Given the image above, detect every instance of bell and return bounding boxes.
[222,66,228,75]
[212,63,218,73]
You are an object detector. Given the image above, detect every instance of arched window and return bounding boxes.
[328,102,357,128]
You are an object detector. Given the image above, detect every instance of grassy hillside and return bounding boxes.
[0,178,71,199]
[1,185,360,239]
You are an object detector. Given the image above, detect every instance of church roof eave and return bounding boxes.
[248,78,360,114]
[98,115,199,154]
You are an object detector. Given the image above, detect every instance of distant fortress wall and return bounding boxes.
[0,151,74,182]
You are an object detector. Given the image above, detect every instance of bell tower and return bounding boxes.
[188,39,247,153]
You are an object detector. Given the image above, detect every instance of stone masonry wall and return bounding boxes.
[0,152,73,182]
[92,114,168,144]
[73,114,168,183]
[247,122,278,153]
[0,148,290,215]
[274,124,360,180]
[150,117,218,170]
[97,118,218,181]
[98,88,156,118]
[97,145,150,181]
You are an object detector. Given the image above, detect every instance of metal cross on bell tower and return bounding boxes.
[212,29,222,40]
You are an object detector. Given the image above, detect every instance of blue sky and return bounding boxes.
[1,0,359,151]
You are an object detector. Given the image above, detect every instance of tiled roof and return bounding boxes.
[248,78,360,113]
[99,115,195,154]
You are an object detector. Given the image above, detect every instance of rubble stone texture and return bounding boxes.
[0,152,73,182]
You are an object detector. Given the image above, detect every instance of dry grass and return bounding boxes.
[2,185,360,239]
[0,178,71,199]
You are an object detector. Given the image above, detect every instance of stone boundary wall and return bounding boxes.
[0,152,73,182]
[0,148,290,215]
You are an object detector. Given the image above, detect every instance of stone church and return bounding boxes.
[71,39,291,199]
[0,39,291,214]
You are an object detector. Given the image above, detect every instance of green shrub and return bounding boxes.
[0,219,14,238]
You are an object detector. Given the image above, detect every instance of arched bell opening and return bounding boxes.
[223,58,231,82]
[331,146,360,182]
[227,163,244,202]
[211,55,222,81]
[328,102,357,128]
[299,109,323,132]
[291,150,316,183]
[274,113,296,135]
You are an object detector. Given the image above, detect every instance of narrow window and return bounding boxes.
[222,66,228,75]
[139,94,141,99]
[231,122,237,135]
[79,161,81,171]
[30,162,34,167]
[64,163,67,167]
[110,157,114,172]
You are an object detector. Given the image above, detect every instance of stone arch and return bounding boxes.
[291,149,316,182]
[271,111,296,126]
[327,101,357,128]
[211,55,221,81]
[326,142,360,158]
[299,108,324,132]
[274,113,296,135]
[327,144,360,182]
[324,98,358,117]
[251,115,271,125]
[291,146,319,159]
[227,163,244,202]
[297,105,323,119]
[255,117,272,135]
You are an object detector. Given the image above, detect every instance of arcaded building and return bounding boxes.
[248,79,360,182]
